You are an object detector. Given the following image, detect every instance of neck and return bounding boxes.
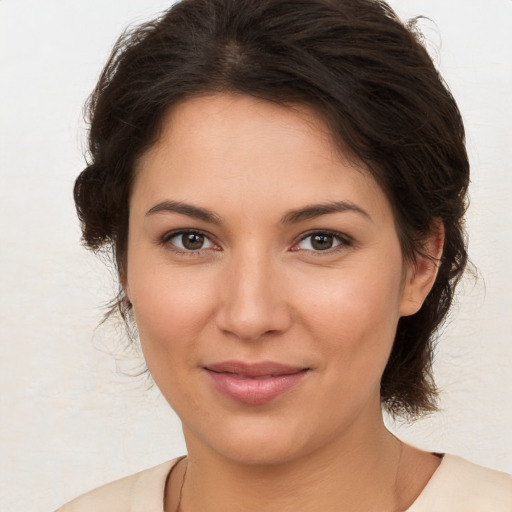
[172,419,405,512]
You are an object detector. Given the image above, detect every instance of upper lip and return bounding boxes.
[204,360,308,377]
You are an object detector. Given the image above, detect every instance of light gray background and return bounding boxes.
[1,1,511,511]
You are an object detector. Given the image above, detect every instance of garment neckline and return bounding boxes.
[403,453,449,511]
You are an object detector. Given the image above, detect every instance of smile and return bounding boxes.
[204,361,310,405]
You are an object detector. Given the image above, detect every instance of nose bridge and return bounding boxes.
[217,243,290,341]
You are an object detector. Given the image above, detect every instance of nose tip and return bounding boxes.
[219,314,286,342]
[215,260,292,342]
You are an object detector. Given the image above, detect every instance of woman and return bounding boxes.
[57,0,512,510]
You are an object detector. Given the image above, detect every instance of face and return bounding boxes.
[126,93,432,465]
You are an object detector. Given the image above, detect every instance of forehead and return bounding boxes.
[131,93,391,223]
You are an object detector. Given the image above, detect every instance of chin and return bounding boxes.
[183,410,344,468]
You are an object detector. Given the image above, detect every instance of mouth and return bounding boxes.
[203,361,310,405]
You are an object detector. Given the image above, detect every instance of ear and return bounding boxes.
[119,266,131,302]
[399,221,445,317]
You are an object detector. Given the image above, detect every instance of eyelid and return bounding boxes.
[291,229,353,253]
[160,228,220,253]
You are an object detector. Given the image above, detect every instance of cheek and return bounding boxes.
[297,266,402,334]
[128,267,221,414]
[128,266,216,366]
[291,260,404,374]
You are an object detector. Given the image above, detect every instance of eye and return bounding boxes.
[164,230,216,252]
[294,231,350,252]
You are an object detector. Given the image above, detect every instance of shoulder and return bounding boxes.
[54,458,180,512]
[408,454,512,512]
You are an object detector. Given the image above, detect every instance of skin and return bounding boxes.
[125,93,443,512]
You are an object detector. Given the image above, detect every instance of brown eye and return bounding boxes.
[311,234,334,250]
[182,233,205,250]
[166,230,215,252]
[295,231,348,252]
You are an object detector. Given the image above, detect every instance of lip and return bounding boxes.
[204,361,309,405]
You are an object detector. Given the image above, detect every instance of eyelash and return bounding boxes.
[159,229,353,255]
[160,229,219,256]
[293,230,353,254]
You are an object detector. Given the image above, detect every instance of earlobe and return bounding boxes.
[399,222,445,317]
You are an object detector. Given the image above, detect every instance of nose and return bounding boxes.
[215,250,292,342]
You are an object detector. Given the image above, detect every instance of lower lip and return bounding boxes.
[205,369,308,405]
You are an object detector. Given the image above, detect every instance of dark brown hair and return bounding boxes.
[75,0,469,418]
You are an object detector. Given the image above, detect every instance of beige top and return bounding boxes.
[56,454,512,512]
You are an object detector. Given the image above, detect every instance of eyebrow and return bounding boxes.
[280,201,371,224]
[146,200,222,224]
[145,199,370,225]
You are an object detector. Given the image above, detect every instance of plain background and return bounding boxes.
[1,1,511,510]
